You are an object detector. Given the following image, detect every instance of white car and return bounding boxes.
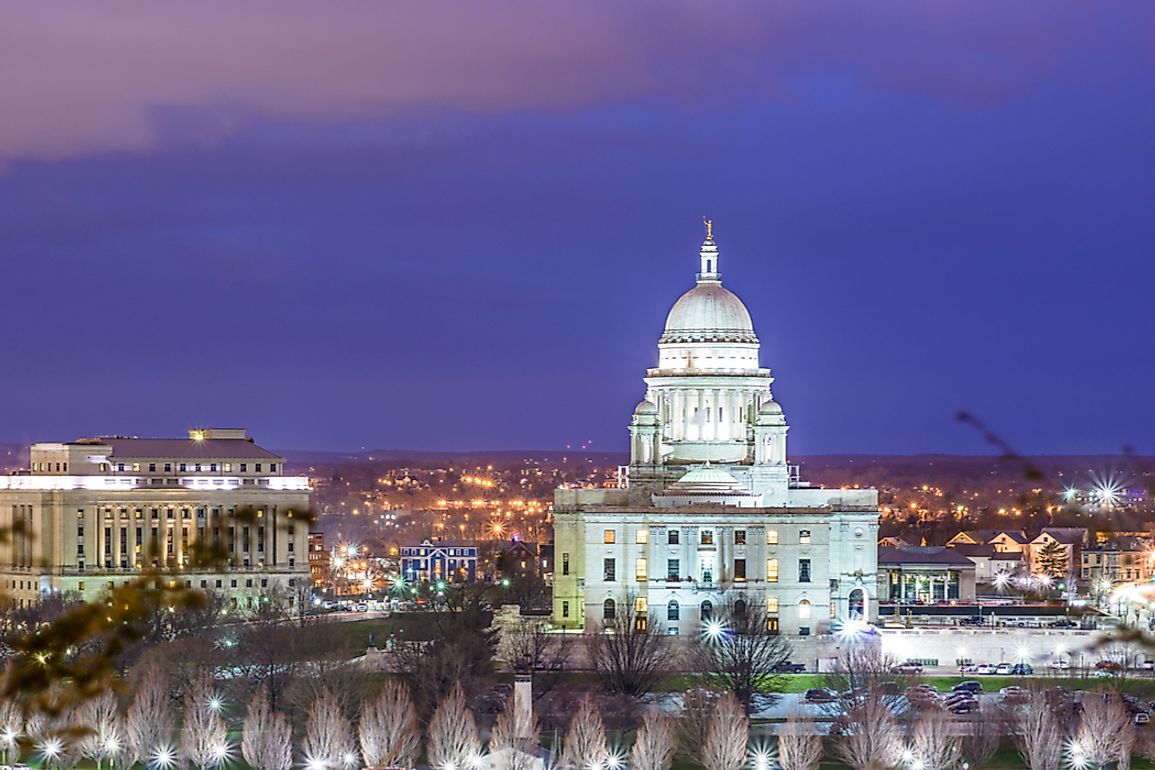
[959,663,979,674]
[1047,659,1071,670]
[995,663,1014,675]
[976,664,998,675]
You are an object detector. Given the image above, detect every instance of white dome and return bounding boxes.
[675,464,740,486]
[660,283,757,344]
[633,399,659,415]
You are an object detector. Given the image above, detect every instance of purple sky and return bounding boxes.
[1,2,1154,454]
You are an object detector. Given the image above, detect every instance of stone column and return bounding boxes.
[672,390,683,441]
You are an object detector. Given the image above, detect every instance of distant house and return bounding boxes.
[307,531,329,589]
[948,543,1023,586]
[1081,535,1152,585]
[878,546,977,603]
[946,530,1027,554]
[496,538,554,581]
[878,536,909,548]
[400,539,479,584]
[1026,528,1088,576]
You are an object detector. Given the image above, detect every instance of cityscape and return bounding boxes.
[2,4,1155,770]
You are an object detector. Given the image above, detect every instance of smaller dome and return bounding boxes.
[759,400,783,415]
[675,464,739,487]
[634,399,659,415]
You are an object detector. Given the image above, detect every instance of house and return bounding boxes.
[947,543,1024,586]
[878,546,977,603]
[496,538,553,582]
[400,539,479,584]
[1081,536,1153,585]
[946,530,1027,554]
[878,536,910,548]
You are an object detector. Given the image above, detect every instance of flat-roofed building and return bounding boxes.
[0,428,311,610]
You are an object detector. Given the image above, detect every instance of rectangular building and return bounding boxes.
[0,428,311,610]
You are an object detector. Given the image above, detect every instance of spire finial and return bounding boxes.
[697,218,720,282]
[704,217,713,241]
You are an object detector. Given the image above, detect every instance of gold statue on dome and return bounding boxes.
[704,217,713,240]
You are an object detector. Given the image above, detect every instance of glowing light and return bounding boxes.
[1063,487,1079,502]
[153,745,178,770]
[39,737,63,763]
[993,571,1012,592]
[834,618,875,642]
[342,752,357,767]
[1066,740,1089,770]
[748,741,776,770]
[1014,646,1031,663]
[191,430,206,442]
[702,618,727,641]
[1,728,18,746]
[305,755,326,770]
[901,749,915,764]
[207,695,223,713]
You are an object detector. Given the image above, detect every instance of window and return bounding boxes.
[799,559,811,583]
[132,463,140,472]
[634,596,647,614]
[700,600,713,622]
[255,463,263,472]
[800,529,811,545]
[179,463,187,472]
[603,598,616,620]
[766,529,779,545]
[635,558,647,582]
[117,463,125,472]
[667,558,680,581]
[603,558,616,582]
[668,530,679,545]
[210,463,218,472]
[562,553,570,576]
[603,529,616,544]
[195,464,202,472]
[766,596,780,614]
[734,529,746,545]
[766,558,779,583]
[767,617,780,635]
[148,463,156,472]
[164,463,172,472]
[562,601,570,618]
[78,581,85,591]
[667,600,680,621]
[635,529,648,545]
[734,558,746,581]
[224,463,232,472]
[798,599,812,619]
[700,530,714,545]
[270,463,277,472]
[240,463,247,472]
[799,626,810,636]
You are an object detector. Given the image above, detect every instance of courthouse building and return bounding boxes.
[552,225,880,636]
[0,428,311,608]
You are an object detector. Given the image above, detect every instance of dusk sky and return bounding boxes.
[2,2,1153,455]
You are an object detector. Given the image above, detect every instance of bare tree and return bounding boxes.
[242,687,292,770]
[489,693,541,770]
[777,709,822,770]
[503,618,574,700]
[0,697,23,763]
[832,695,903,770]
[182,672,229,770]
[962,702,1004,769]
[1075,694,1134,770]
[558,696,608,770]
[125,660,176,770]
[585,592,670,698]
[302,688,357,770]
[692,595,791,713]
[77,691,124,770]
[675,689,717,766]
[1015,692,1061,770]
[701,692,748,770]
[358,679,420,770]
[911,706,962,770]
[426,683,482,770]
[629,708,674,770]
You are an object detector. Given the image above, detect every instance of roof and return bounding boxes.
[99,437,281,460]
[878,546,976,568]
[954,529,1027,545]
[949,543,1023,561]
[1037,527,1088,545]
[1085,535,1149,553]
[660,282,757,344]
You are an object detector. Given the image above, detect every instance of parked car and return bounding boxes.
[892,662,924,675]
[1011,663,1034,676]
[994,662,1014,675]
[948,699,978,714]
[953,681,983,694]
[1096,660,1123,671]
[805,688,838,703]
[1047,659,1071,670]
[1049,619,1078,628]
[976,664,998,675]
[772,661,808,674]
[959,616,984,626]
[906,687,938,704]
[353,602,369,612]
[959,663,979,673]
[1000,686,1029,704]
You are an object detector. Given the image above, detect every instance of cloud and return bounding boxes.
[0,1,1148,162]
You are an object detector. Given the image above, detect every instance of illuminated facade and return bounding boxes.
[552,225,880,636]
[0,428,311,609]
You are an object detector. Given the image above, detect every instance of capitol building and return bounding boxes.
[552,225,880,637]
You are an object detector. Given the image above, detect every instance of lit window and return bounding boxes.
[224,463,232,472]
[800,530,811,545]
[734,558,746,581]
[799,599,812,619]
[766,529,779,545]
[734,529,746,545]
[635,558,648,582]
[634,597,647,614]
[635,529,648,545]
[766,558,779,583]
[766,596,779,614]
[700,530,714,545]
[603,529,616,544]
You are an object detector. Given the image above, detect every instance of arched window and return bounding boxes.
[848,589,865,620]
[603,598,616,621]
[667,599,680,621]
[798,599,812,620]
[733,599,747,618]
[701,600,713,622]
